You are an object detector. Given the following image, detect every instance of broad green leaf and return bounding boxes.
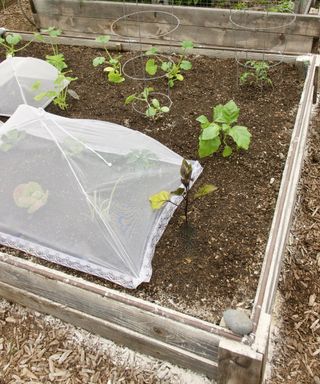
[160,106,170,113]
[93,56,106,66]
[146,58,158,76]
[0,37,5,44]
[13,181,48,214]
[161,62,172,71]
[149,191,170,209]
[168,79,174,88]
[181,40,194,49]
[46,54,67,71]
[214,100,239,125]
[31,80,41,91]
[146,106,156,117]
[176,74,184,81]
[200,123,220,140]
[109,58,119,65]
[180,60,192,70]
[108,72,125,83]
[196,115,211,129]
[34,92,51,101]
[95,35,110,44]
[171,187,185,196]
[198,136,221,158]
[6,33,22,46]
[151,98,160,109]
[228,125,251,150]
[222,145,232,157]
[44,27,62,37]
[146,47,158,55]
[125,94,136,104]
[194,184,217,199]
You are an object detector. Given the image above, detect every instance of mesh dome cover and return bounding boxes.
[0,57,68,116]
[0,105,202,288]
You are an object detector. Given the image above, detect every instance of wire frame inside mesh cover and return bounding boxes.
[0,57,68,117]
[0,105,202,288]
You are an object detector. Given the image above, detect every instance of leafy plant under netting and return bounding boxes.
[0,57,69,116]
[0,105,202,288]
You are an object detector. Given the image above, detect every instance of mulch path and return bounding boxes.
[266,100,320,384]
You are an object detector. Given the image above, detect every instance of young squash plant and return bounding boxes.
[150,159,217,225]
[240,60,272,88]
[33,27,79,110]
[92,35,125,84]
[33,72,78,111]
[145,40,193,87]
[36,27,68,72]
[125,87,170,118]
[197,100,251,158]
[0,33,33,58]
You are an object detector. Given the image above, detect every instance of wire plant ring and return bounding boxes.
[132,92,173,116]
[122,54,174,81]
[111,11,180,40]
[229,9,296,31]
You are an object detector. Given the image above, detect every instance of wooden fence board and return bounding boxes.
[35,14,314,53]
[32,0,320,36]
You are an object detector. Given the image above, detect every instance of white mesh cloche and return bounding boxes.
[0,57,68,116]
[0,105,202,288]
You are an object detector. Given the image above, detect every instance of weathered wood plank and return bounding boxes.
[32,0,320,37]
[0,280,218,378]
[0,253,222,362]
[35,14,314,53]
[15,30,303,59]
[218,339,263,384]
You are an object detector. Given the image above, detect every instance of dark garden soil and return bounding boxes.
[0,42,304,323]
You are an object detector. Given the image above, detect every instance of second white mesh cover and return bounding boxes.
[0,57,68,116]
[0,105,202,288]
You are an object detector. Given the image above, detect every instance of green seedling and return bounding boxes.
[145,41,193,87]
[35,27,68,72]
[13,181,49,214]
[150,159,217,225]
[197,100,251,158]
[0,33,33,57]
[125,87,170,118]
[33,72,78,110]
[92,35,124,84]
[0,129,26,152]
[267,0,293,12]
[240,60,272,88]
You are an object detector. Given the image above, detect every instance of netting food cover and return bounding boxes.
[0,57,68,116]
[0,105,202,288]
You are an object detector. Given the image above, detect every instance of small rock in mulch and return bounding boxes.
[222,309,253,336]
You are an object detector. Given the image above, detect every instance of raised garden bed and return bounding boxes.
[0,35,318,383]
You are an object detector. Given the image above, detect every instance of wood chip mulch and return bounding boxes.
[0,299,212,384]
[267,98,320,384]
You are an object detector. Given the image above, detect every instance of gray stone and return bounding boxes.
[0,28,6,37]
[223,309,253,336]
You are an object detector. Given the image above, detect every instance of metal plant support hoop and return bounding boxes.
[132,92,173,116]
[229,9,296,87]
[229,9,296,31]
[111,10,180,40]
[122,54,175,81]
